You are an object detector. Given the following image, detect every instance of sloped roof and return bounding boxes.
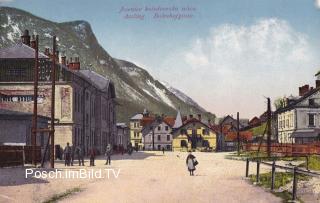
[0,43,48,59]
[172,118,215,134]
[77,70,110,91]
[130,113,143,120]
[275,87,320,114]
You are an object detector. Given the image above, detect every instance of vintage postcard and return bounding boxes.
[0,0,320,202]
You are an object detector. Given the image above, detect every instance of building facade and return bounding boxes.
[116,123,130,150]
[172,118,217,151]
[141,117,173,151]
[129,113,143,150]
[0,30,116,154]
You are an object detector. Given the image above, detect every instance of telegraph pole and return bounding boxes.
[237,112,240,156]
[50,36,56,168]
[32,35,39,166]
[267,98,272,157]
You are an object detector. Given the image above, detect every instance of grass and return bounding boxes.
[249,172,309,203]
[300,155,320,171]
[42,187,83,203]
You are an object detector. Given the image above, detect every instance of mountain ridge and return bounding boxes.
[0,6,216,122]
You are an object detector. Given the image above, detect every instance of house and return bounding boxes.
[129,112,144,150]
[171,115,217,151]
[276,78,320,144]
[116,123,130,150]
[141,116,173,151]
[0,30,116,154]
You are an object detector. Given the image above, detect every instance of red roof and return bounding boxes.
[225,131,253,142]
[163,116,175,127]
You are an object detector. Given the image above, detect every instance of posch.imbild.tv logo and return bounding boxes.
[25,168,121,179]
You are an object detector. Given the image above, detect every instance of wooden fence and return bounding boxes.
[0,145,41,167]
[244,143,320,156]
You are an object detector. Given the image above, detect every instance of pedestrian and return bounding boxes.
[89,147,96,166]
[76,145,85,166]
[186,151,198,176]
[70,145,75,166]
[105,144,112,165]
[162,147,165,154]
[64,142,71,166]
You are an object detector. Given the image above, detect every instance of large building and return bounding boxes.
[276,79,320,144]
[0,30,116,154]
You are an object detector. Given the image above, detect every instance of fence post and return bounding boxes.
[292,167,297,201]
[306,156,309,171]
[271,160,275,191]
[246,158,249,177]
[256,160,260,183]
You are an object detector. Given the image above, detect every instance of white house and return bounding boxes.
[276,77,320,144]
[141,117,173,151]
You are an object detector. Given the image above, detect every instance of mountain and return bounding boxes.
[0,6,216,122]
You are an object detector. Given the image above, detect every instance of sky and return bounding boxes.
[1,0,320,119]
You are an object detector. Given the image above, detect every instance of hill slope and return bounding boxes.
[0,6,215,122]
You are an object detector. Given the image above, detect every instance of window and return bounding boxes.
[157,135,161,141]
[167,134,170,141]
[86,92,89,101]
[166,145,171,150]
[309,114,315,127]
[158,126,161,131]
[165,126,169,131]
[309,99,315,106]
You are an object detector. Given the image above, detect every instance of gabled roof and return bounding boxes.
[275,87,320,114]
[172,118,215,134]
[0,43,48,59]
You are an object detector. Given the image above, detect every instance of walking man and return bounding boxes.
[89,147,96,166]
[76,145,85,166]
[64,142,71,166]
[105,144,112,165]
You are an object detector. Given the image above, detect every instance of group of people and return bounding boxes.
[63,143,113,167]
[63,143,85,166]
[63,143,199,176]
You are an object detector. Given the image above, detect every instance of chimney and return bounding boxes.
[316,80,320,89]
[72,56,80,70]
[30,35,36,49]
[21,29,31,46]
[299,84,310,96]
[44,48,50,56]
[197,114,202,121]
[61,56,66,65]
[189,114,193,119]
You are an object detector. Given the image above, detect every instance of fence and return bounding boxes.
[244,143,320,156]
[0,145,41,167]
[245,158,320,201]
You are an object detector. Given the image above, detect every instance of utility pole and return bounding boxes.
[237,112,240,156]
[152,127,155,151]
[267,97,272,157]
[50,36,56,168]
[32,35,39,167]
